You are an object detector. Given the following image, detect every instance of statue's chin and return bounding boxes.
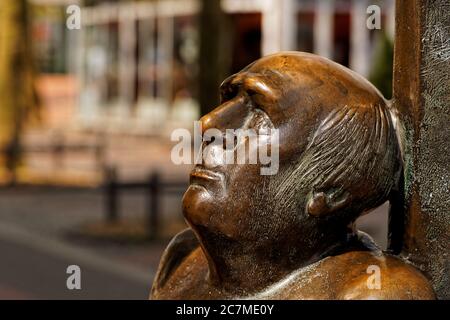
[182,184,214,228]
[183,184,245,240]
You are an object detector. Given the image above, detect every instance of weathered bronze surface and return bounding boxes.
[390,0,449,299]
[150,52,435,300]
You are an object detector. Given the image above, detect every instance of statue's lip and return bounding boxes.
[190,167,224,183]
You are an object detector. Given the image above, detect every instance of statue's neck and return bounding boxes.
[195,225,356,294]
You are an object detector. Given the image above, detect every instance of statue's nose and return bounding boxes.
[199,97,248,133]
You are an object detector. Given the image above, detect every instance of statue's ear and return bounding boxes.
[306,190,351,217]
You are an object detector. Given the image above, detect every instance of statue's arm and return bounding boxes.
[150,228,199,299]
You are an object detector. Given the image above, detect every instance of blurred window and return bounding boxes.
[230,13,261,74]
[32,5,67,74]
[136,14,199,105]
[172,15,199,103]
[81,22,119,110]
[134,8,200,128]
[137,18,157,101]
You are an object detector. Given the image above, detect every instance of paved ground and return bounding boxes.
[0,237,150,299]
[0,187,186,299]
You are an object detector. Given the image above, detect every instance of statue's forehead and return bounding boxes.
[244,53,320,74]
[243,57,298,80]
[240,54,330,90]
[236,57,325,97]
[242,53,384,104]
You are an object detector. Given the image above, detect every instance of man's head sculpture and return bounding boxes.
[151,52,435,299]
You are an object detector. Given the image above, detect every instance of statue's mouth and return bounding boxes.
[190,167,222,181]
[189,167,224,190]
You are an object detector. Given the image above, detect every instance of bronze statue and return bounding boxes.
[150,52,435,299]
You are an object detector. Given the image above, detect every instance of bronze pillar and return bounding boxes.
[392,0,450,299]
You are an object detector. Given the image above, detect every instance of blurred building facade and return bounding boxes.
[30,0,395,136]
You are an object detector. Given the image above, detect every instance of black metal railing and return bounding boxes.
[103,167,186,239]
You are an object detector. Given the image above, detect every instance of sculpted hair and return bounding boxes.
[276,102,402,223]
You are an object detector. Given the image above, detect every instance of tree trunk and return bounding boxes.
[0,0,38,183]
[198,0,232,116]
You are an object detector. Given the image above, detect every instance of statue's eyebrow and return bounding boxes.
[242,76,278,101]
[220,73,279,105]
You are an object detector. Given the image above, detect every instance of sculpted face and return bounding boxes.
[182,52,398,253]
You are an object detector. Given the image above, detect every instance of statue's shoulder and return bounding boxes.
[263,250,435,300]
[150,228,200,298]
[334,251,436,300]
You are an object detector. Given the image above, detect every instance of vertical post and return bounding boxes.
[148,172,160,239]
[261,0,297,56]
[53,133,64,170]
[199,0,231,116]
[350,0,370,76]
[104,166,119,223]
[157,14,174,106]
[261,0,279,55]
[314,0,334,59]
[118,4,135,115]
[280,0,297,52]
[392,0,450,299]
[385,0,396,39]
[95,133,106,172]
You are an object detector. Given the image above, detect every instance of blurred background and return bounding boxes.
[0,0,395,299]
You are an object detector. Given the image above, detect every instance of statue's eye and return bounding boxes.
[246,88,258,97]
[245,88,266,110]
[220,85,239,103]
